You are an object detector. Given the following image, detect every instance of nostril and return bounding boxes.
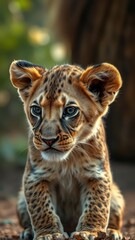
[41,136,59,147]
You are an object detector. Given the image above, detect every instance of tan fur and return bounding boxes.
[10,60,125,240]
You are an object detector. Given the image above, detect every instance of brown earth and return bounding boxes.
[0,163,135,240]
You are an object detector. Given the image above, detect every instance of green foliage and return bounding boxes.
[0,0,68,87]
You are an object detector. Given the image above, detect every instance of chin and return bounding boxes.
[41,149,71,162]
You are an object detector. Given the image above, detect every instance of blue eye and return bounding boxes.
[30,105,41,116]
[63,106,79,118]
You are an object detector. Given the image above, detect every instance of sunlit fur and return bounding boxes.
[10,60,124,240]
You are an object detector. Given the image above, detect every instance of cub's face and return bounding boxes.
[10,60,122,161]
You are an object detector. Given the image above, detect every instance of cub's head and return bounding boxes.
[10,60,122,161]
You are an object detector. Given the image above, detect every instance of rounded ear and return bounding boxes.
[80,63,122,106]
[9,60,46,101]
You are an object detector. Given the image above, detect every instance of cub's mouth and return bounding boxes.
[45,146,61,151]
[33,134,75,161]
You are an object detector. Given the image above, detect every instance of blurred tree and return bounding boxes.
[49,0,135,161]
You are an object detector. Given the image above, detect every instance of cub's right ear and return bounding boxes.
[9,60,46,101]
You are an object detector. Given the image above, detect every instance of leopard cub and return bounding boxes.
[10,60,125,240]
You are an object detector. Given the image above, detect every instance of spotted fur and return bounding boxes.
[10,60,125,240]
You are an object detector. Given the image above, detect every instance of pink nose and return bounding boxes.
[41,137,59,146]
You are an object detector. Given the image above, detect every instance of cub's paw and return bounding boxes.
[107,228,123,240]
[71,231,98,240]
[35,232,68,240]
[20,228,33,240]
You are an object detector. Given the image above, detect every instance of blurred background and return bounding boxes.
[0,0,135,203]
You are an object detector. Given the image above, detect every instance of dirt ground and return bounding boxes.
[0,162,135,240]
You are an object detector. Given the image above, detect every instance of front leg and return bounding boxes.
[73,175,111,239]
[24,177,66,240]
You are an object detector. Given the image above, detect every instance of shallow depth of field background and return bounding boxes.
[0,0,135,201]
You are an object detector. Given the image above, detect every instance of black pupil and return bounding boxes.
[67,107,75,114]
[32,106,41,114]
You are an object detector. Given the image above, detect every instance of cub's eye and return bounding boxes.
[30,105,41,116]
[63,106,79,118]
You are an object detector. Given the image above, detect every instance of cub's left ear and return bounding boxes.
[80,63,122,107]
[9,60,46,101]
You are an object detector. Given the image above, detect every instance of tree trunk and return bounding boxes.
[51,0,135,161]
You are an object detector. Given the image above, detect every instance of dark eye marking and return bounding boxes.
[68,101,76,105]
[30,105,42,131]
[33,100,38,104]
